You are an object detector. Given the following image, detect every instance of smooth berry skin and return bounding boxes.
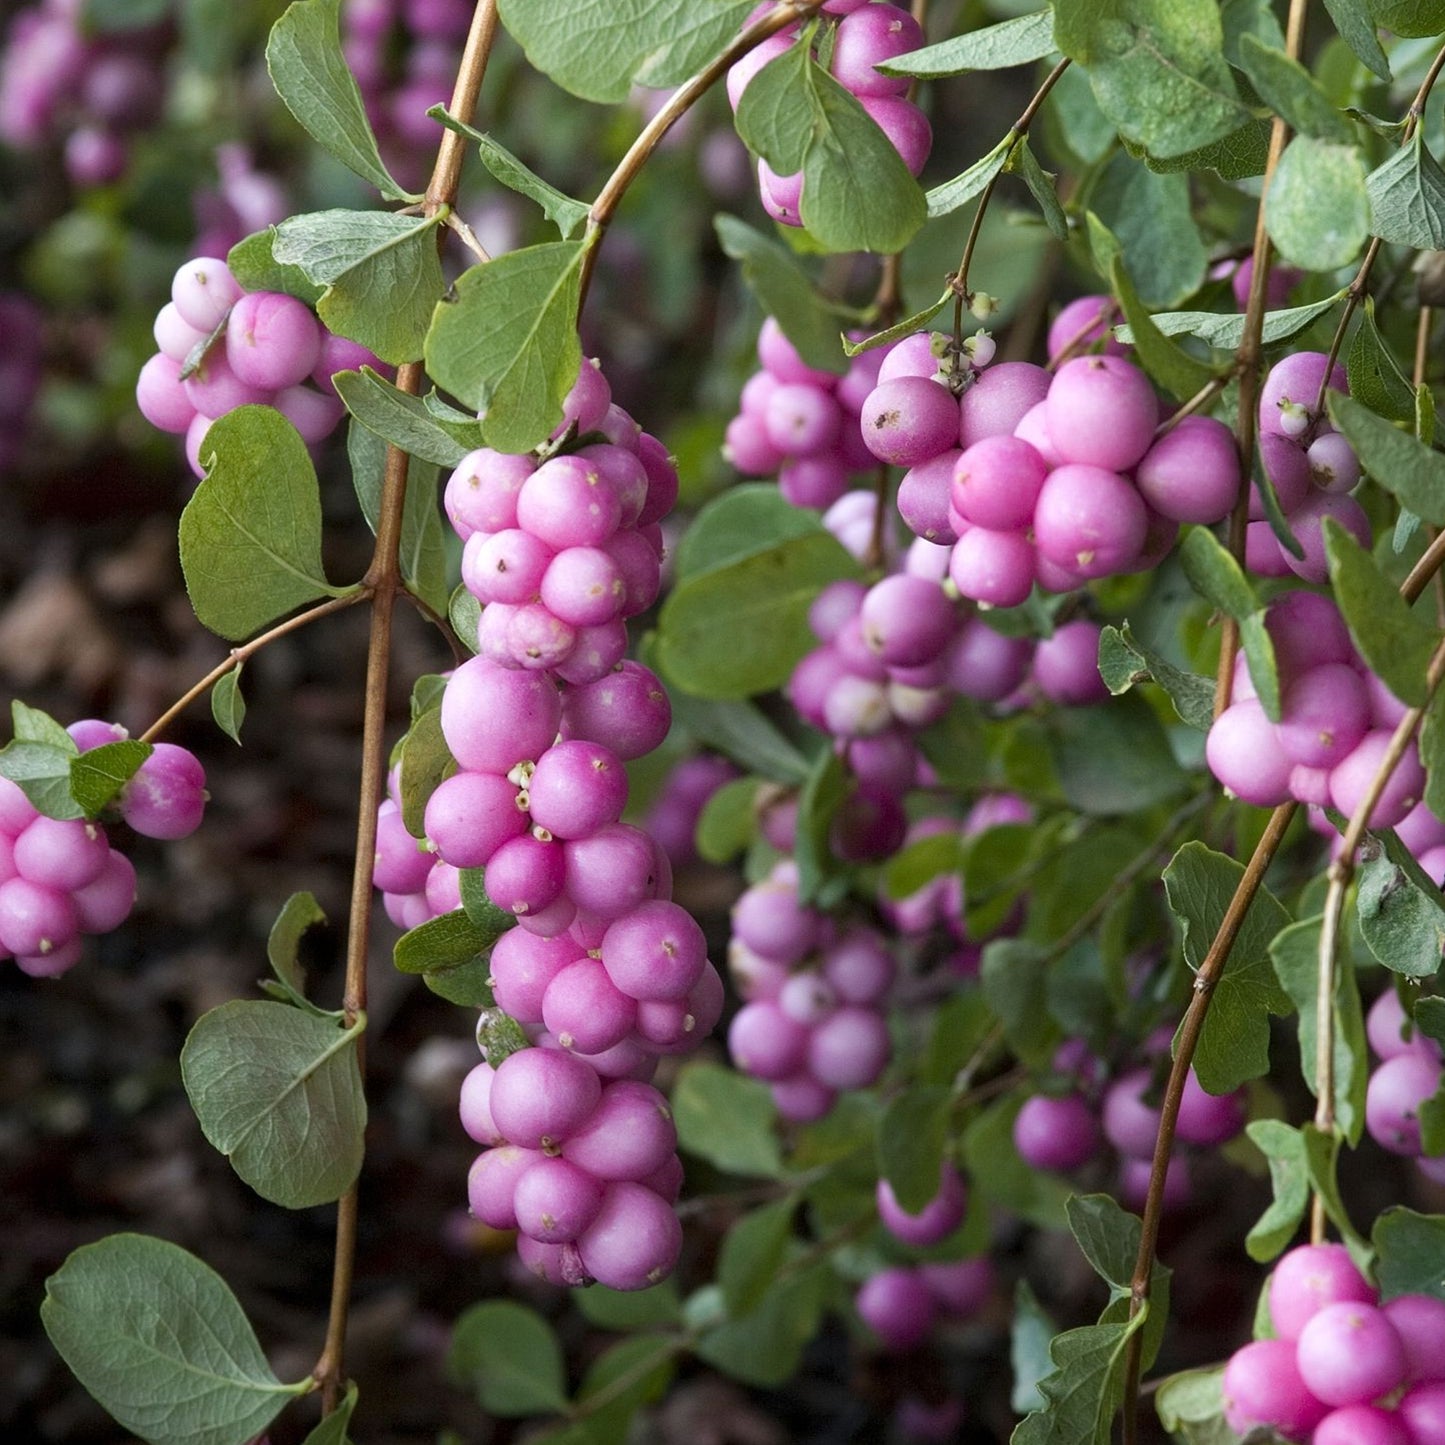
[516,455,622,550]
[171,257,244,332]
[487,1047,602,1150]
[467,1145,542,1230]
[1101,1069,1161,1159]
[527,739,628,840]
[462,529,553,606]
[600,899,708,1002]
[1134,415,1241,524]
[860,376,960,468]
[1222,1338,1329,1440]
[1368,988,1441,1062]
[1296,1300,1408,1407]
[1207,699,1294,807]
[1383,1294,1445,1382]
[958,362,1051,448]
[1331,731,1425,831]
[806,1005,890,1090]
[484,833,565,919]
[1032,463,1148,579]
[1314,1405,1411,1445]
[561,823,661,920]
[1283,491,1372,585]
[488,929,584,1024]
[118,744,207,840]
[731,877,819,965]
[542,956,637,1055]
[423,770,527,870]
[71,851,136,935]
[1404,1383,1445,1445]
[0,878,79,959]
[1269,1243,1376,1342]
[511,1155,605,1243]
[12,817,109,892]
[440,658,561,775]
[562,1079,677,1181]
[876,1161,968,1246]
[1174,1071,1246,1146]
[1047,294,1120,361]
[1012,1092,1101,1171]
[136,353,198,434]
[856,1267,936,1352]
[372,804,433,895]
[1045,356,1157,472]
[458,1061,504,1145]
[576,1180,683,1291]
[561,662,671,761]
[1366,1052,1442,1155]
[919,1256,995,1317]
[225,291,322,390]
[857,94,932,175]
[1277,663,1370,770]
[949,526,1037,609]
[1032,620,1109,707]
[830,4,923,97]
[860,574,956,667]
[1259,350,1348,437]
[952,434,1048,532]
[729,999,809,1080]
[444,449,535,539]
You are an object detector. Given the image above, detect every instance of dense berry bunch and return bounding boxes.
[378,370,722,1289]
[0,722,206,977]
[727,865,896,1121]
[1246,350,1370,583]
[136,256,379,477]
[0,0,167,185]
[1223,1242,1445,1442]
[723,319,883,509]
[1207,590,1430,825]
[728,0,931,226]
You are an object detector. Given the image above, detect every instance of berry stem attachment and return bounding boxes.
[947,57,1070,342]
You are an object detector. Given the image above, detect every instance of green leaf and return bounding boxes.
[882,8,1057,76]
[212,668,246,743]
[1237,34,1355,143]
[181,1000,366,1208]
[693,1261,831,1386]
[1097,622,1215,730]
[1105,251,1215,401]
[266,0,415,201]
[575,1280,682,1331]
[714,216,846,374]
[1348,297,1416,422]
[273,210,445,366]
[1143,117,1272,180]
[1052,0,1248,160]
[1008,139,1068,239]
[735,46,926,254]
[226,227,325,306]
[719,1196,798,1316]
[883,829,963,902]
[1368,0,1445,39]
[1044,691,1189,815]
[656,532,862,699]
[397,704,456,840]
[1244,1118,1310,1260]
[475,1006,531,1065]
[1011,1280,1057,1415]
[877,1086,951,1214]
[346,415,450,616]
[424,242,588,455]
[495,0,754,103]
[1067,1193,1145,1294]
[660,690,812,784]
[671,1060,783,1178]
[300,1382,357,1445]
[1332,392,1445,526]
[335,368,476,468]
[1302,1123,1368,1257]
[394,906,506,979]
[265,891,333,1016]
[925,136,1012,220]
[428,109,590,238]
[573,1334,677,1440]
[672,483,823,581]
[1163,841,1293,1094]
[41,1234,308,1445]
[793,747,850,907]
[1373,1206,1445,1300]
[1154,1367,1233,1445]
[982,940,1058,1065]
[961,1093,1072,1228]
[696,777,760,864]
[1368,130,1445,252]
[1269,915,1368,1144]
[1266,134,1370,272]
[1356,830,1445,978]
[841,288,952,357]
[1116,293,1345,349]
[179,407,345,642]
[1325,519,1437,707]
[1011,1316,1144,1445]
[1323,0,1391,80]
[1091,156,1207,309]
[0,703,83,820]
[448,1300,567,1416]
[69,740,152,817]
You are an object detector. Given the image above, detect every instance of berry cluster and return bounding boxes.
[643,753,740,867]
[855,1254,994,1353]
[1207,590,1427,822]
[1223,1242,1445,1442]
[0,723,207,978]
[446,365,674,678]
[727,865,896,1121]
[723,319,883,510]
[379,370,722,1290]
[137,256,376,477]
[1364,989,1445,1185]
[871,332,1239,605]
[0,0,166,186]
[728,0,931,226]
[1247,350,1371,583]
